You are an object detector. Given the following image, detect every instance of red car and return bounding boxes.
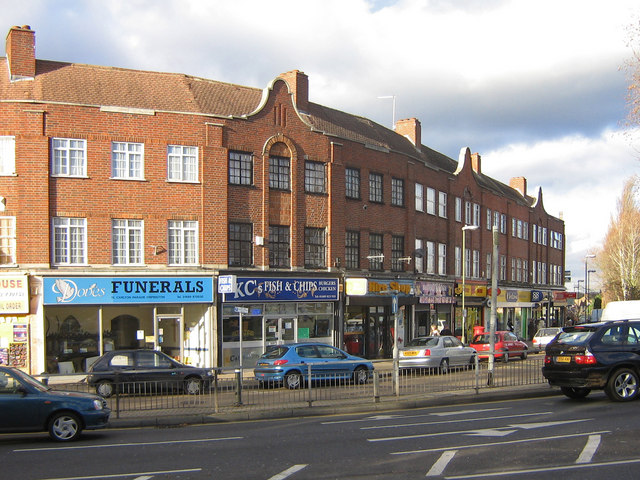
[470,331,528,362]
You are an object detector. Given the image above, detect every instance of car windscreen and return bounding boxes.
[261,346,288,359]
[406,337,439,347]
[554,329,595,345]
[537,328,560,337]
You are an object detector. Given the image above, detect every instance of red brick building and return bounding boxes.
[0,26,565,374]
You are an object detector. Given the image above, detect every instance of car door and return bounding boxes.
[445,336,467,366]
[293,345,323,380]
[315,345,350,379]
[0,370,47,431]
[107,351,136,387]
[133,351,178,390]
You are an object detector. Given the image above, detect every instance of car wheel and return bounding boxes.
[605,368,640,402]
[502,350,509,363]
[521,349,528,360]
[284,371,302,389]
[96,380,114,398]
[184,377,202,395]
[353,366,369,384]
[560,386,591,399]
[48,412,82,442]
[439,358,449,374]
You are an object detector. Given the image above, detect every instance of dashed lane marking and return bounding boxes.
[361,411,552,430]
[576,434,601,464]
[267,464,308,480]
[427,450,458,477]
[39,468,201,480]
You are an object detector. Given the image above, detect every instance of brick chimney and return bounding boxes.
[280,70,309,112]
[510,177,527,197]
[395,118,421,151]
[471,153,481,173]
[5,25,35,81]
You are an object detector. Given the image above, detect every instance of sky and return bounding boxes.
[2,0,639,292]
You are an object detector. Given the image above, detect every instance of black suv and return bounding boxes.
[87,349,216,397]
[543,320,640,401]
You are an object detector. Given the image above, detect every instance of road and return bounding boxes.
[1,389,639,479]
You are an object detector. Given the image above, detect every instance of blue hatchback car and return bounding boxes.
[0,366,110,441]
[254,342,374,389]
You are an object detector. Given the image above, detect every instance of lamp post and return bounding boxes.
[584,254,595,322]
[587,269,596,322]
[461,224,479,343]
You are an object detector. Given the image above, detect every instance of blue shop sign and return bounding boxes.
[43,277,214,305]
[225,277,339,302]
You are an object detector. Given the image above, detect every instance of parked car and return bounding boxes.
[254,343,374,389]
[543,320,640,401]
[399,335,476,373]
[0,366,110,441]
[87,349,216,397]
[470,331,528,362]
[532,327,562,352]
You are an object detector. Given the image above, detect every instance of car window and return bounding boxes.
[450,337,463,347]
[600,326,629,345]
[443,337,454,348]
[407,337,439,347]
[137,351,173,368]
[110,353,133,367]
[261,347,288,359]
[316,345,345,359]
[472,334,496,344]
[555,329,595,345]
[296,345,319,358]
[630,326,640,344]
[0,372,20,394]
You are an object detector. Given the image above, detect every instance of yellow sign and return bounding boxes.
[0,276,29,314]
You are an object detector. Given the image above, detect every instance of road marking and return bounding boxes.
[443,457,640,479]
[322,408,507,424]
[427,450,458,476]
[39,468,201,480]
[267,464,308,480]
[361,411,553,430]
[391,431,611,455]
[14,436,243,453]
[576,434,601,464]
[134,477,153,480]
[369,418,590,442]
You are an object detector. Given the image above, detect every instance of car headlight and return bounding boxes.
[93,399,104,410]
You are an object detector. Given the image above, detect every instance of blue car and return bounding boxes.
[0,366,110,441]
[254,343,374,389]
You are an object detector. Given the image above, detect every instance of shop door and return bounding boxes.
[157,316,183,362]
[263,317,297,349]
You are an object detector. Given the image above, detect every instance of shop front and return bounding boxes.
[0,275,30,371]
[414,281,455,338]
[455,280,487,342]
[41,276,214,374]
[493,288,537,339]
[220,276,340,368]
[344,278,414,359]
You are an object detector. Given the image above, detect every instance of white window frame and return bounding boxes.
[465,201,472,225]
[111,142,144,180]
[473,203,480,226]
[455,246,462,277]
[167,145,198,182]
[112,219,144,265]
[426,187,436,215]
[415,238,424,273]
[52,138,87,177]
[52,217,87,265]
[472,250,480,278]
[437,243,446,275]
[415,183,424,212]
[168,220,198,265]
[0,216,16,265]
[0,136,16,176]
[455,197,462,222]
[426,241,435,274]
[486,209,492,230]
[438,191,447,218]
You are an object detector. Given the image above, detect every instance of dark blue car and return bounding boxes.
[0,366,110,441]
[254,342,374,389]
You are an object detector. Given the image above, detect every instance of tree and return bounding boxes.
[597,175,640,302]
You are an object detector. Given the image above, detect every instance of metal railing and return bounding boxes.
[37,353,546,419]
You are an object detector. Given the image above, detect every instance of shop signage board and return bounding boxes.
[43,276,214,305]
[225,277,339,302]
[0,275,29,314]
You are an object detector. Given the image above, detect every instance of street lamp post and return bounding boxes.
[461,224,479,343]
[584,254,596,322]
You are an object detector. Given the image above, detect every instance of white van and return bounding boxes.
[600,300,640,321]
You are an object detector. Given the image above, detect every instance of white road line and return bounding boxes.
[443,457,640,479]
[427,450,458,477]
[134,477,153,480]
[391,431,611,455]
[321,407,508,424]
[14,436,243,453]
[361,411,552,430]
[267,464,308,480]
[40,468,201,480]
[576,434,601,464]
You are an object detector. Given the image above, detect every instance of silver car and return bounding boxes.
[399,336,477,373]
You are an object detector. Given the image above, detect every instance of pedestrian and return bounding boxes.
[430,324,440,336]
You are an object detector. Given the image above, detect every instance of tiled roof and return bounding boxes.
[0,57,532,206]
